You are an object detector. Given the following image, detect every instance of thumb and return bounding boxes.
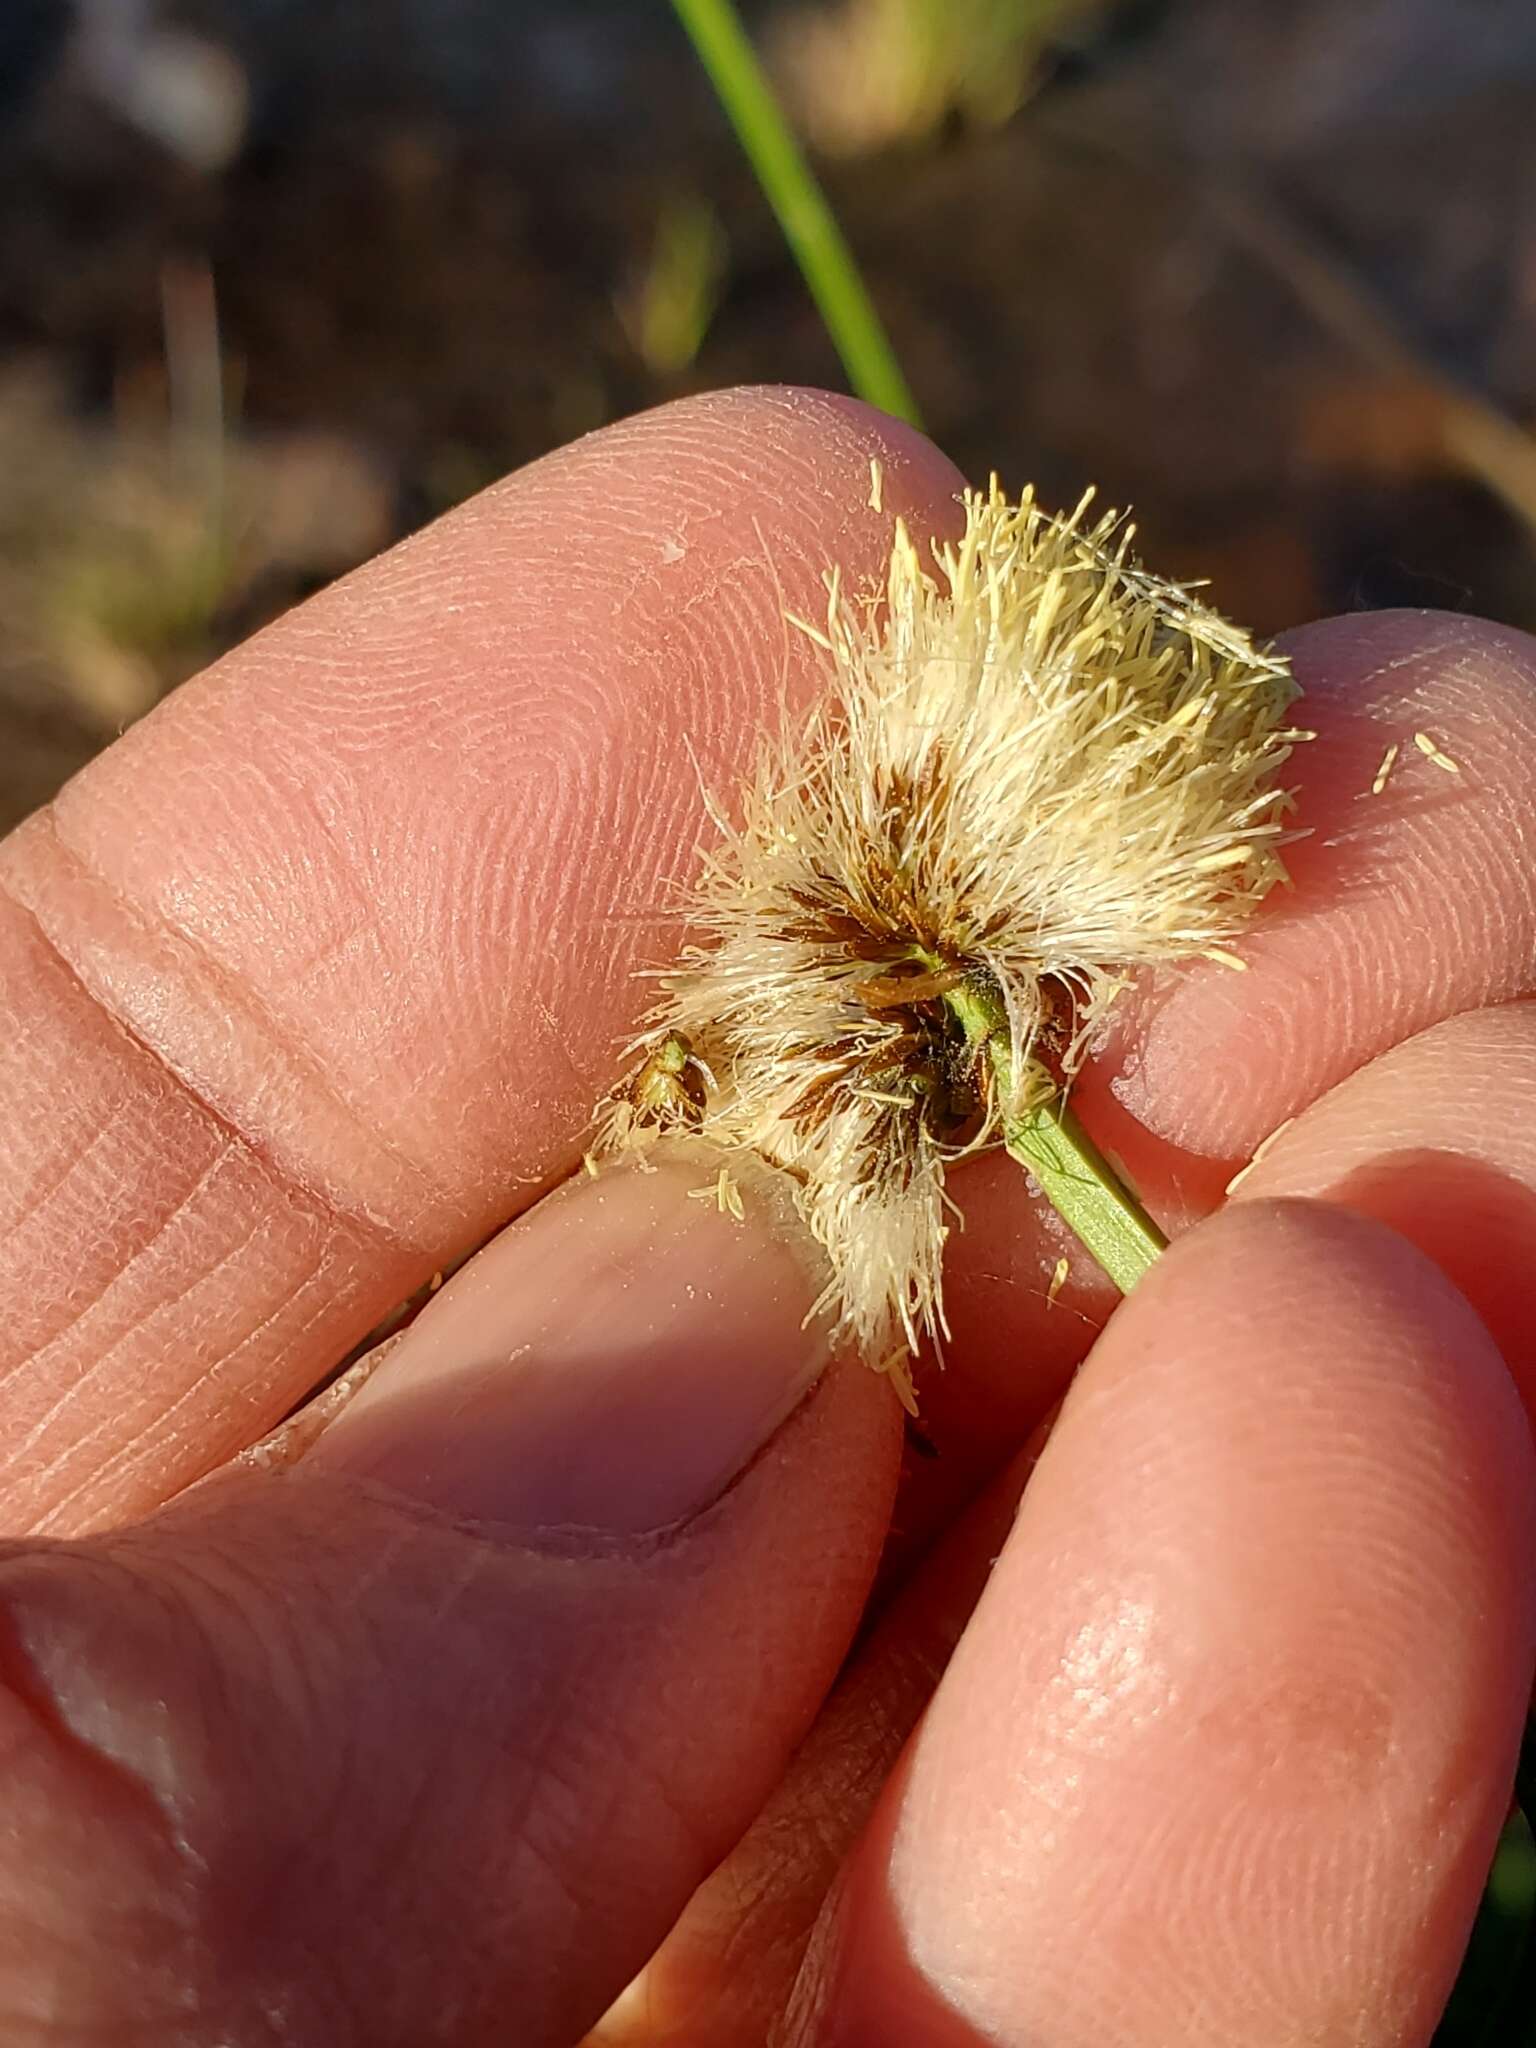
[0,1148,900,2048]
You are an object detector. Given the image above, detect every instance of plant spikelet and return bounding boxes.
[601,482,1305,1369]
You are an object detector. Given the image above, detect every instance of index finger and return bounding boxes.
[0,388,965,1534]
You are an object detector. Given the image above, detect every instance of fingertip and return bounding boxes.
[814,1195,1536,2048]
[1222,1000,1536,1428]
[429,384,965,622]
[1091,608,1536,1160]
[1279,604,1536,685]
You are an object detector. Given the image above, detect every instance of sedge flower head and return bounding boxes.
[601,482,1305,1387]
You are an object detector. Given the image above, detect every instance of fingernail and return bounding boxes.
[305,1145,833,1535]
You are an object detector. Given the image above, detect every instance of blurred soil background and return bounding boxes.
[5,0,1536,827]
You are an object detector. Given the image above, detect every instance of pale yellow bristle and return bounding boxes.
[600,484,1304,1369]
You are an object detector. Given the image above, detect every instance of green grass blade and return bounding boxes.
[670,0,923,426]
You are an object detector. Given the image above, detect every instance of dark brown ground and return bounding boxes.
[3,0,1536,827]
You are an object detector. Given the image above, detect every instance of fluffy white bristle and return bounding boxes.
[601,482,1305,1371]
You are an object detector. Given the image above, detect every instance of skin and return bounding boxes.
[0,387,1530,2045]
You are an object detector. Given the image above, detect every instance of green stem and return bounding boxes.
[940,974,1166,1294]
[669,0,923,426]
[1002,1088,1166,1293]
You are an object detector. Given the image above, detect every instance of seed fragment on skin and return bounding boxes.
[688,1166,746,1221]
[1224,1113,1297,1195]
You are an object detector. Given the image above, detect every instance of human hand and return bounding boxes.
[0,389,1530,2046]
